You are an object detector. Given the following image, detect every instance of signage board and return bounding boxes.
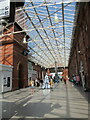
[0,0,10,18]
[3,77,7,86]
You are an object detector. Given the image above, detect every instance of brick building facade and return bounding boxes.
[68,3,90,91]
[32,62,46,80]
[0,23,29,90]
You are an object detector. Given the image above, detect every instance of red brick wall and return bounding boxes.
[32,63,46,80]
[0,25,14,65]
[0,23,28,90]
[68,3,90,89]
[33,64,42,80]
[87,3,90,89]
[0,44,13,66]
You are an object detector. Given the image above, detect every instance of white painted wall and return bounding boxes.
[0,64,13,93]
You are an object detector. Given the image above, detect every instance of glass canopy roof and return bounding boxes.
[15,0,76,68]
[4,0,77,68]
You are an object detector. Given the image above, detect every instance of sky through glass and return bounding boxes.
[15,0,76,68]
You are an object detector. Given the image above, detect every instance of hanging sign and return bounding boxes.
[0,0,10,18]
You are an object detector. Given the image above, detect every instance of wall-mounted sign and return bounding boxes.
[0,0,10,18]
[3,77,7,86]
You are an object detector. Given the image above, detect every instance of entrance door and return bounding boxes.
[18,64,23,89]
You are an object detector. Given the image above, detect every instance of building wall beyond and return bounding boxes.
[68,3,90,90]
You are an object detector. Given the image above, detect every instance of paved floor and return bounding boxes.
[0,81,88,119]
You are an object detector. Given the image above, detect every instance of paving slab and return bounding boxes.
[0,82,88,119]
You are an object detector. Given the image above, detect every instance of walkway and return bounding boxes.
[0,82,88,119]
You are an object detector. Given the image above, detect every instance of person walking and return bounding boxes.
[40,79,43,88]
[44,73,50,89]
[30,80,35,94]
[50,78,54,89]
[63,77,67,84]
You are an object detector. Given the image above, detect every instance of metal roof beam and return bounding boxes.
[62,2,66,67]
[45,1,62,63]
[30,1,59,63]
[23,9,56,62]
[28,38,54,62]
[34,2,72,27]
[28,46,51,65]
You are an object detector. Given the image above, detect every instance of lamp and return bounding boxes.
[54,13,59,22]
[35,63,37,65]
[78,50,84,56]
[23,36,27,43]
[54,3,58,22]
[78,51,81,54]
[0,19,8,26]
[23,35,31,44]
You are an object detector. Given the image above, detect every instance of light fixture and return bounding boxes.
[35,63,37,65]
[1,19,8,26]
[54,4,59,22]
[23,36,27,43]
[78,51,81,54]
[54,13,59,22]
[23,35,31,44]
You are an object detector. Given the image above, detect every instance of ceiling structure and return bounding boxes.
[15,0,76,68]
